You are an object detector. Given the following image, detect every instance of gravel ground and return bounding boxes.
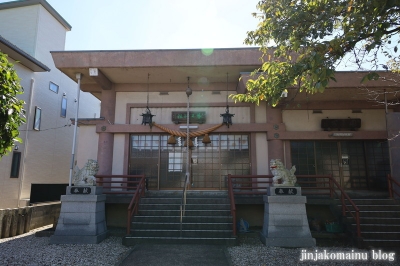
[228,232,399,266]
[1,226,398,266]
[0,226,131,266]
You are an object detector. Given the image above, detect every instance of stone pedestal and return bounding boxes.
[260,187,315,247]
[50,186,107,244]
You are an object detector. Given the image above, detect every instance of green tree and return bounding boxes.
[0,51,25,157]
[232,0,400,106]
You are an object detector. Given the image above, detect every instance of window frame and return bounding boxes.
[60,97,67,117]
[33,106,41,131]
[49,82,59,94]
[10,152,21,178]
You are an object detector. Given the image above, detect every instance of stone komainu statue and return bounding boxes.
[72,159,99,186]
[270,159,297,186]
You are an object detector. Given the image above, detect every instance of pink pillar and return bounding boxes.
[387,110,400,198]
[267,106,284,164]
[97,88,116,175]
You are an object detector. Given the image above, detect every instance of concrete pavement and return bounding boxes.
[118,244,231,266]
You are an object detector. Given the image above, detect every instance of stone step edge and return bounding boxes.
[337,204,400,207]
[133,215,232,218]
[360,232,400,234]
[363,239,400,242]
[139,209,230,211]
[141,197,229,199]
[351,224,400,226]
[348,217,400,219]
[132,222,232,225]
[348,211,400,212]
[131,229,232,232]
[124,236,236,240]
[139,203,231,206]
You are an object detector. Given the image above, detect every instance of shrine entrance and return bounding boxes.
[290,140,390,190]
[128,134,250,190]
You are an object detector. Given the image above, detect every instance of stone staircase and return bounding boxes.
[122,191,237,246]
[340,198,400,248]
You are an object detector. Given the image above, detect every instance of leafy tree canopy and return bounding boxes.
[0,51,25,157]
[232,0,400,106]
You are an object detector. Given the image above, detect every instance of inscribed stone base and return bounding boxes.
[50,231,108,244]
[50,186,108,244]
[260,187,316,247]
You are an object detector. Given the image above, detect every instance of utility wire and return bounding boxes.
[19,124,72,131]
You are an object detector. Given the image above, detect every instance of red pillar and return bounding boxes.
[387,110,400,198]
[267,106,284,166]
[97,88,116,175]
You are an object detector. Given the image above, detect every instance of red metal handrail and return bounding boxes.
[227,175,237,236]
[227,174,361,238]
[387,174,400,198]
[227,174,273,236]
[95,174,146,234]
[326,176,361,238]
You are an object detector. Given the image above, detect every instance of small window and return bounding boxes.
[49,82,59,93]
[10,152,21,178]
[33,106,41,131]
[61,97,67,117]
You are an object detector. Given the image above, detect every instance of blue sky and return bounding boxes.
[41,0,260,51]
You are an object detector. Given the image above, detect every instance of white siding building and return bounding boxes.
[0,0,100,208]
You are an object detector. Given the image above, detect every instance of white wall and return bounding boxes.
[112,134,125,175]
[116,91,239,124]
[0,3,100,208]
[0,5,39,57]
[76,126,99,169]
[282,109,388,131]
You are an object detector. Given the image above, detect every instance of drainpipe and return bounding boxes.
[17,78,35,207]
[69,73,81,186]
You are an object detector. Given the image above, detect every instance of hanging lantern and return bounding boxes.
[141,106,155,128]
[202,134,211,144]
[221,105,234,128]
[221,73,234,128]
[167,135,177,145]
[140,73,155,128]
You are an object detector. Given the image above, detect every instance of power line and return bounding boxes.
[19,124,72,131]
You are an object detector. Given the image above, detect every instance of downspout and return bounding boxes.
[69,73,81,186]
[17,78,35,207]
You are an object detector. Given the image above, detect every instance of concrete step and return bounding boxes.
[339,205,400,211]
[352,224,400,232]
[140,197,230,205]
[185,198,230,204]
[362,239,400,248]
[333,198,400,248]
[132,215,232,223]
[137,209,231,216]
[132,222,232,230]
[130,229,232,238]
[128,192,234,246]
[122,236,237,246]
[345,216,400,224]
[348,211,400,218]
[361,232,400,240]
[140,198,181,204]
[350,199,398,205]
[139,203,231,210]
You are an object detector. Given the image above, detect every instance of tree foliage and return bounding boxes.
[0,51,25,157]
[232,0,400,106]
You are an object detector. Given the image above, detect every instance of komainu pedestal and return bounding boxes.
[50,186,107,244]
[260,187,316,247]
